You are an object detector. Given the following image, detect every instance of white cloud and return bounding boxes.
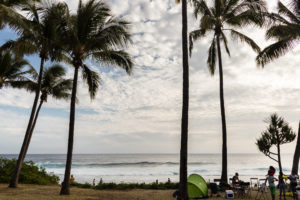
[0,0,299,154]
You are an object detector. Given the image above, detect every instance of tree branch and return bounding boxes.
[269,151,278,155]
[267,154,278,162]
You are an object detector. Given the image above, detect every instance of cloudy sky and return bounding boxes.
[0,0,299,154]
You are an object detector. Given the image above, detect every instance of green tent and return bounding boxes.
[188,174,208,199]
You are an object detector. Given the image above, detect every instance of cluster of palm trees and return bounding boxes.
[0,0,133,195]
[177,0,299,199]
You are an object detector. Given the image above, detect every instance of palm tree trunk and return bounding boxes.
[277,143,283,174]
[24,99,44,155]
[179,0,189,199]
[60,65,79,195]
[292,121,300,175]
[9,57,45,188]
[216,35,228,184]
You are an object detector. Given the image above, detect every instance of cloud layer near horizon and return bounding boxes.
[0,0,299,154]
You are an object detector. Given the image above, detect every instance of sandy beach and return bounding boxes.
[0,184,294,200]
[0,184,175,200]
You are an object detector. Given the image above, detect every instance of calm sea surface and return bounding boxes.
[0,154,296,184]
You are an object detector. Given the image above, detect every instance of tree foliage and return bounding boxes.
[0,157,59,185]
[256,0,300,66]
[256,113,296,172]
[0,49,35,89]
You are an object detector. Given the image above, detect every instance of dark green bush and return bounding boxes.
[70,181,178,190]
[94,181,179,190]
[70,181,92,188]
[0,158,59,185]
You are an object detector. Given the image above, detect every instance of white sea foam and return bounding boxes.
[0,154,294,184]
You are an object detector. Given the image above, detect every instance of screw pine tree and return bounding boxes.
[256,113,296,174]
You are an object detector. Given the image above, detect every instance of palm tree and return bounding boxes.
[0,50,35,89]
[58,0,133,195]
[292,122,300,174]
[255,0,300,175]
[13,64,72,154]
[4,1,69,188]
[256,0,300,66]
[175,0,189,199]
[189,0,266,184]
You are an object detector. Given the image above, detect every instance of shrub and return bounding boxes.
[0,158,59,185]
[94,181,179,190]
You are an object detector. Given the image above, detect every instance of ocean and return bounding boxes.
[0,154,296,184]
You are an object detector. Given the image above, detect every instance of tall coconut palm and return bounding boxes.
[175,0,189,199]
[58,0,133,195]
[256,0,300,66]
[4,1,69,188]
[13,64,72,154]
[255,0,300,175]
[0,50,35,89]
[189,0,266,184]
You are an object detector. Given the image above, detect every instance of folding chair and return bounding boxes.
[250,178,259,189]
[255,183,268,200]
[249,178,259,197]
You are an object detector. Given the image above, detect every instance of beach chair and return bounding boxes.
[255,183,268,200]
[249,178,259,197]
[250,178,259,189]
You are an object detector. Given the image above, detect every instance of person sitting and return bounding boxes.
[232,173,240,185]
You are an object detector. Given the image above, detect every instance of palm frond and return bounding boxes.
[266,24,300,40]
[207,37,217,75]
[230,29,260,53]
[92,50,133,75]
[200,15,216,30]
[256,39,295,67]
[278,1,300,24]
[291,0,300,16]
[223,0,239,15]
[225,9,264,27]
[88,17,132,51]
[1,39,39,58]
[9,79,36,92]
[81,65,100,100]
[189,29,207,56]
[51,79,72,101]
[220,31,231,57]
[191,0,212,18]
[231,0,267,15]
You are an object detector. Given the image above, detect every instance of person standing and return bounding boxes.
[278,172,286,200]
[70,175,75,183]
[265,169,278,200]
[289,172,299,200]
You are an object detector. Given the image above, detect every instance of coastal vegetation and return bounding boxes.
[0,158,59,185]
[72,181,179,190]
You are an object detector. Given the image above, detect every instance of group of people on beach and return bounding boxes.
[231,167,299,200]
[265,166,299,200]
